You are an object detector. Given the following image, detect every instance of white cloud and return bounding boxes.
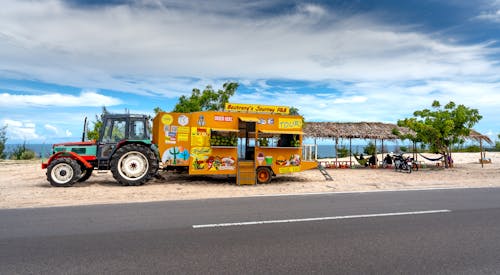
[65,130,72,137]
[0,0,498,94]
[44,124,58,134]
[0,0,499,139]
[0,90,122,108]
[476,0,500,23]
[2,119,40,140]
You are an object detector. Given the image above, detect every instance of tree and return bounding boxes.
[289,107,300,115]
[397,100,482,168]
[0,125,7,159]
[153,107,164,115]
[87,106,109,141]
[172,82,238,112]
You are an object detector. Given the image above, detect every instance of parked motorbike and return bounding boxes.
[393,153,412,173]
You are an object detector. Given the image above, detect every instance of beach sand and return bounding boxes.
[0,152,498,209]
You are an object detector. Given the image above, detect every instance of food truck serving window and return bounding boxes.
[210,129,238,147]
[258,130,302,147]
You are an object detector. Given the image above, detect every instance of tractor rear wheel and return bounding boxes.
[110,144,158,186]
[47,158,81,187]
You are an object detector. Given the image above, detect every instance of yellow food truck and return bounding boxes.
[152,103,318,184]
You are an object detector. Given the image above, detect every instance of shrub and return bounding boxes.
[337,146,349,158]
[363,142,376,156]
[458,145,481,152]
[9,142,36,160]
[0,125,6,159]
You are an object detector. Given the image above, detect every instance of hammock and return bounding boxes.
[353,154,368,166]
[418,153,444,162]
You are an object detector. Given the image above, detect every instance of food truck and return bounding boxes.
[152,103,318,184]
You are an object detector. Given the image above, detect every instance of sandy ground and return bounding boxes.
[0,152,498,209]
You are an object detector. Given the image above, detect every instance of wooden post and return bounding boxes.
[480,139,483,168]
[335,138,338,168]
[349,138,352,168]
[381,139,384,161]
[314,138,318,160]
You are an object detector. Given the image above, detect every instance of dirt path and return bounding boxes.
[1,152,499,209]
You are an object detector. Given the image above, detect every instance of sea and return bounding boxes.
[3,143,406,159]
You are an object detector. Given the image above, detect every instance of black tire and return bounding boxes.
[256,167,272,184]
[110,144,158,186]
[46,158,81,187]
[78,167,94,182]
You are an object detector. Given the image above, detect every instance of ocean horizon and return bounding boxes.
[3,143,413,159]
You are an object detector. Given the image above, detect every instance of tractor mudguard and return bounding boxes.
[42,151,95,169]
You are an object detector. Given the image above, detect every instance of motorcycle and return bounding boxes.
[393,153,412,173]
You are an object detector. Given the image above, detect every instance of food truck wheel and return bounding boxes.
[256,167,272,184]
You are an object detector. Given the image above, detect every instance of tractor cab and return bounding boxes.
[96,114,151,167]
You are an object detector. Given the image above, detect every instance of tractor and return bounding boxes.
[42,114,159,187]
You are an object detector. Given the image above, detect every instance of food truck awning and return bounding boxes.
[211,128,240,132]
[259,130,304,135]
[239,117,259,122]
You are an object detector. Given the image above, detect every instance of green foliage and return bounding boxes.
[87,106,109,141]
[456,145,481,152]
[337,146,349,158]
[289,107,300,115]
[399,146,408,152]
[363,142,377,155]
[397,100,482,155]
[153,107,164,115]
[0,125,7,159]
[9,142,36,160]
[173,82,238,112]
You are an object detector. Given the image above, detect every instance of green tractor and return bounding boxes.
[42,114,159,187]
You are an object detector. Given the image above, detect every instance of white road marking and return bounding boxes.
[192,209,451,229]
[246,186,500,199]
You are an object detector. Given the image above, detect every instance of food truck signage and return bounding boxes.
[224,103,289,115]
[278,118,302,129]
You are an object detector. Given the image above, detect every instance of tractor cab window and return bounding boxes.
[130,120,146,139]
[103,119,127,143]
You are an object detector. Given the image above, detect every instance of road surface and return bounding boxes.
[1,187,500,274]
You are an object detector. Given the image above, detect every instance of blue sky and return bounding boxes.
[1,0,499,144]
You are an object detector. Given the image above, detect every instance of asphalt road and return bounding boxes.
[1,187,500,274]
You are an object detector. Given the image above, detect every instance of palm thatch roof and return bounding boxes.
[303,122,413,140]
[304,122,493,145]
[468,129,493,145]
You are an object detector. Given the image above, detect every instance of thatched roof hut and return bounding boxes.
[304,122,493,168]
[303,122,413,140]
[467,129,493,145]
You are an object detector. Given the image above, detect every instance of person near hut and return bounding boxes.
[369,154,378,167]
[383,153,393,168]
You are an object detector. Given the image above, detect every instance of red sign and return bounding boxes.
[214,115,233,122]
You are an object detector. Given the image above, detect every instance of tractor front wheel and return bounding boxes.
[46,158,82,187]
[110,144,158,186]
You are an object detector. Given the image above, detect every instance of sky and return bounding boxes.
[1,0,500,144]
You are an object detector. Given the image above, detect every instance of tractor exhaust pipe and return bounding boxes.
[82,117,87,142]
